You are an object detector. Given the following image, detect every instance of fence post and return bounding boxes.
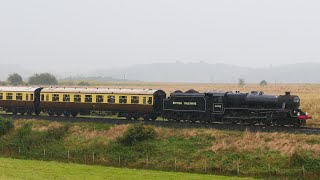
[92,152,95,164]
[68,150,70,163]
[146,155,149,168]
[175,157,177,171]
[43,148,46,159]
[119,156,121,167]
[18,147,21,154]
[204,159,207,173]
[237,161,240,175]
[268,164,271,176]
[302,165,305,177]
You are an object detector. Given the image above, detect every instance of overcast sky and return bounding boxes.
[0,0,320,71]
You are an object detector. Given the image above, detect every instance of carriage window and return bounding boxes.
[143,97,146,104]
[26,94,29,101]
[30,94,34,101]
[131,96,139,104]
[148,97,152,104]
[0,93,3,100]
[85,95,92,102]
[63,94,70,102]
[74,95,81,102]
[41,94,44,101]
[119,96,127,104]
[52,94,59,101]
[108,96,115,103]
[16,93,23,100]
[6,93,13,100]
[96,95,104,103]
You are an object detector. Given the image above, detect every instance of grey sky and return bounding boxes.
[0,0,320,71]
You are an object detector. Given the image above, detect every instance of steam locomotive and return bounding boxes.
[0,86,310,127]
[163,90,310,127]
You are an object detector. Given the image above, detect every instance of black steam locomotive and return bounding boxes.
[163,90,310,127]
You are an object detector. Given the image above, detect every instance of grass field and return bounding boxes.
[0,158,251,180]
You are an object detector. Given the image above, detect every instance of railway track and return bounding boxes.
[1,114,320,134]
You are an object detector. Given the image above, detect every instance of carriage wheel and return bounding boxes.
[64,112,70,117]
[71,112,78,117]
[27,110,33,115]
[12,109,17,115]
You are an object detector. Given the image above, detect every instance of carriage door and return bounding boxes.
[212,96,224,113]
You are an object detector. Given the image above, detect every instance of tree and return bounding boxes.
[7,73,23,86]
[28,73,58,85]
[238,78,245,87]
[259,80,268,86]
[78,81,90,86]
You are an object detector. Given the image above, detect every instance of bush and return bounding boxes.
[289,151,306,166]
[28,73,58,85]
[12,123,69,150]
[118,123,156,146]
[47,125,70,140]
[7,73,23,86]
[238,78,245,87]
[0,117,14,136]
[78,81,90,86]
[259,80,268,86]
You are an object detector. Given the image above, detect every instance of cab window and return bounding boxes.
[52,94,59,101]
[63,94,70,102]
[148,97,152,104]
[41,94,44,101]
[108,96,115,103]
[119,96,127,104]
[30,94,34,101]
[6,93,13,100]
[26,94,29,101]
[96,95,104,103]
[131,96,139,104]
[74,95,81,102]
[85,95,92,102]
[0,93,3,100]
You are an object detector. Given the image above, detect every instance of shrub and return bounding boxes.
[259,80,268,86]
[47,125,70,140]
[28,73,58,85]
[0,117,14,136]
[12,123,69,150]
[118,123,156,146]
[7,73,23,86]
[289,151,306,166]
[238,78,245,87]
[78,81,90,86]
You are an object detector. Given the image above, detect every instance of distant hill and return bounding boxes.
[89,62,320,83]
[61,76,138,82]
[1,62,320,83]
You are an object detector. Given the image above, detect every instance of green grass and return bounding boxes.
[0,158,251,180]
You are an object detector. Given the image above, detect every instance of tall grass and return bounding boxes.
[1,118,320,178]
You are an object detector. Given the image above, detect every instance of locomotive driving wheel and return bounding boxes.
[262,114,273,126]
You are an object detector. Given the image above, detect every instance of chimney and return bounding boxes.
[285,92,291,95]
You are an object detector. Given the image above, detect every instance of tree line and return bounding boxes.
[4,73,58,86]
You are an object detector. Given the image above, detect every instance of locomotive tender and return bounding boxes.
[0,86,310,127]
